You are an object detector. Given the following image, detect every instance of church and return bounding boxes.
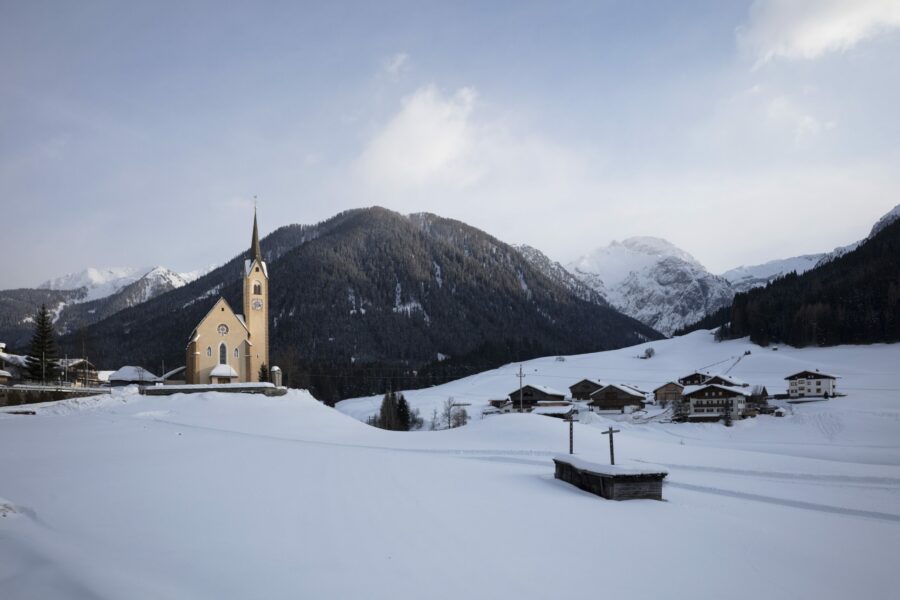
[185,211,269,384]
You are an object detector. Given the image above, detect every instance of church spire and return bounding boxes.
[250,205,262,262]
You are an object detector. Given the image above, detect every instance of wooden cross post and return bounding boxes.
[564,415,575,454]
[602,426,621,465]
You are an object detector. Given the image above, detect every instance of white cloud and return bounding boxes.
[738,0,900,64]
[357,85,483,189]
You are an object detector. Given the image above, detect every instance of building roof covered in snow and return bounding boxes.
[784,370,840,380]
[109,366,160,383]
[591,383,647,398]
[682,383,753,398]
[210,364,239,378]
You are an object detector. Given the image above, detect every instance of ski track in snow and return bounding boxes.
[666,482,900,523]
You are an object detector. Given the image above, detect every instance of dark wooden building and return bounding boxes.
[569,379,606,400]
[553,456,667,501]
[507,384,566,410]
[589,384,646,412]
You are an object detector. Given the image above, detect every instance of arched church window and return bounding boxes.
[219,343,227,365]
[234,348,239,358]
[206,346,212,357]
[253,281,262,295]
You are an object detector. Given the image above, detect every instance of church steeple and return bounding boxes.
[250,207,262,262]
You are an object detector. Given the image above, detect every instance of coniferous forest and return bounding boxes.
[719,218,900,347]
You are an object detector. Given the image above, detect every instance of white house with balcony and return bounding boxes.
[785,370,839,398]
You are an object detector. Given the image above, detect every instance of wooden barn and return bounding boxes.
[568,379,606,400]
[652,382,683,407]
[590,384,646,413]
[507,384,566,410]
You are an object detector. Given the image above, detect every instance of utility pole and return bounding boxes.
[517,365,525,412]
[602,426,621,465]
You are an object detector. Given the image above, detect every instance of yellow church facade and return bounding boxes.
[185,212,270,384]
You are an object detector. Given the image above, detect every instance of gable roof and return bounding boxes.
[592,383,647,398]
[109,366,160,382]
[784,370,839,380]
[682,383,752,398]
[653,381,683,393]
[188,297,250,341]
[509,384,566,398]
[569,378,606,389]
[703,374,747,387]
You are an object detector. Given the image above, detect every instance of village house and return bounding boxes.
[0,369,10,386]
[681,384,751,421]
[785,370,839,398]
[652,381,683,407]
[506,384,566,411]
[58,358,100,387]
[568,379,606,400]
[677,371,711,386]
[589,384,646,413]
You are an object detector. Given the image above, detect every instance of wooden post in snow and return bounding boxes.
[602,426,621,465]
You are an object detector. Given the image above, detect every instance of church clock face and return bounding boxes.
[251,298,263,311]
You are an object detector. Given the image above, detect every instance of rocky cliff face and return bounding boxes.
[566,237,734,336]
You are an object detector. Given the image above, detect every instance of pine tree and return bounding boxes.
[396,394,411,431]
[377,391,398,430]
[26,304,58,383]
[258,363,269,383]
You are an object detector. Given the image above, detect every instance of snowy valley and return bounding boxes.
[3,331,900,599]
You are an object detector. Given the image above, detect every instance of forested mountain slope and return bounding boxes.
[53,208,659,401]
[720,217,900,346]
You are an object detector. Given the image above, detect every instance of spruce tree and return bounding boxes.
[396,394,411,431]
[26,304,58,383]
[258,363,269,383]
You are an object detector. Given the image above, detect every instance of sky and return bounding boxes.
[1,0,899,288]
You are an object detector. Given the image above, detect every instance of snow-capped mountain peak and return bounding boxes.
[565,237,733,336]
[38,266,200,303]
[39,267,149,302]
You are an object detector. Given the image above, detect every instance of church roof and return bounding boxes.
[186,297,250,342]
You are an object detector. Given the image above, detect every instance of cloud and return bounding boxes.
[384,52,410,77]
[738,0,900,64]
[357,85,482,189]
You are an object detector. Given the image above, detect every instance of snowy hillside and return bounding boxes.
[3,345,900,598]
[567,237,733,335]
[722,254,825,293]
[338,330,900,461]
[816,203,900,268]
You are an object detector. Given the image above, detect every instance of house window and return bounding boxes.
[207,346,212,357]
[219,344,227,365]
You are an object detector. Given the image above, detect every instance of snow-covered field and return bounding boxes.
[2,332,900,598]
